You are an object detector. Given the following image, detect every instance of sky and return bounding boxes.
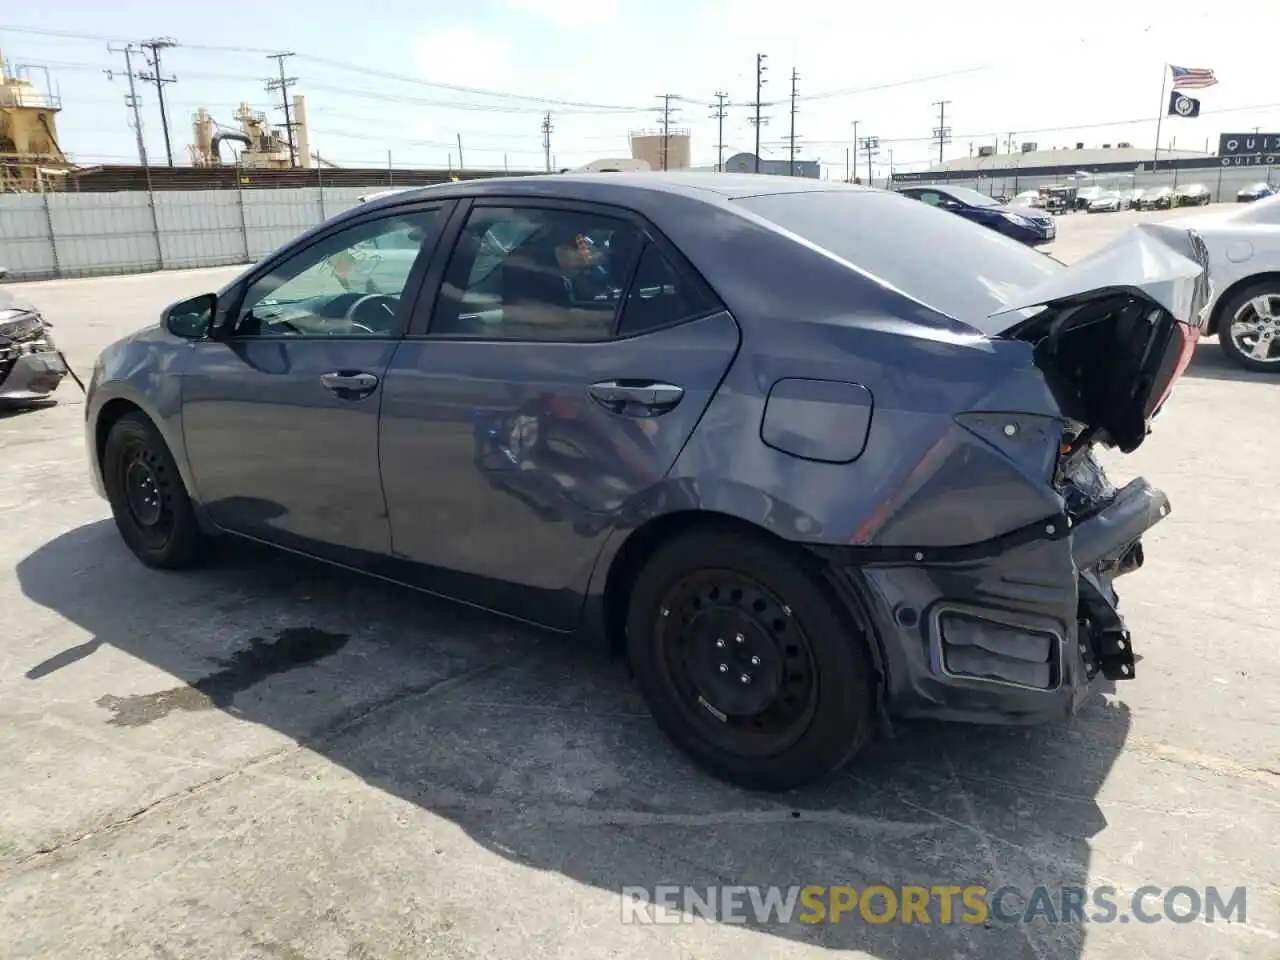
[2,0,1278,180]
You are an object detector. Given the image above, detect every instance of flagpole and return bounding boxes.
[1152,63,1168,171]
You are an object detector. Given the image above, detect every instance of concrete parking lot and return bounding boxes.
[2,204,1277,960]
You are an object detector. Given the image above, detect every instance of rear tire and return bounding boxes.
[1216,281,1280,373]
[102,412,208,569]
[625,529,877,791]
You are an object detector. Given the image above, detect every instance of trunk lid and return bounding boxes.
[990,222,1211,453]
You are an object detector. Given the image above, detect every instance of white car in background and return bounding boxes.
[1086,191,1122,213]
[1182,193,1280,372]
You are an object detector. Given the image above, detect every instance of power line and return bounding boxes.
[265,52,299,167]
[932,99,952,164]
[760,99,1280,151]
[104,43,147,167]
[136,37,178,167]
[747,53,769,173]
[709,92,730,172]
[788,68,800,177]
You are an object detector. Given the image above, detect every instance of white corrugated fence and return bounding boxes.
[0,186,374,282]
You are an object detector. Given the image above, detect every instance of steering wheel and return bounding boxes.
[343,293,398,334]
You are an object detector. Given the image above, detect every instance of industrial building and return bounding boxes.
[894,141,1215,184]
[189,97,323,170]
[0,53,68,192]
[710,152,821,178]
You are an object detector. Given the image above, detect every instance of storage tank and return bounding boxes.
[190,108,214,165]
[629,128,691,171]
[292,94,310,169]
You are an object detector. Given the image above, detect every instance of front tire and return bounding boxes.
[626,530,877,791]
[1216,281,1280,373]
[102,412,208,569]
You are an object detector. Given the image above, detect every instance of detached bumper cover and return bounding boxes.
[830,478,1170,725]
[0,347,66,401]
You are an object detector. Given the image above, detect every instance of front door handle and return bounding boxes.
[589,380,684,416]
[321,370,379,398]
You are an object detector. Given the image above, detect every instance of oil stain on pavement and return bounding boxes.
[95,626,350,727]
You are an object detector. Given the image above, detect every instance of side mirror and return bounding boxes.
[0,266,8,281]
[162,293,217,340]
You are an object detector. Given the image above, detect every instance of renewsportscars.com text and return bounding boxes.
[620,884,1248,926]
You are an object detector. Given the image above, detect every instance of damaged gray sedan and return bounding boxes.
[84,175,1209,791]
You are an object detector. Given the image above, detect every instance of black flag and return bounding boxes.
[1168,91,1201,118]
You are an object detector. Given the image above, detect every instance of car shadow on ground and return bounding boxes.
[1182,338,1278,383]
[17,520,1128,959]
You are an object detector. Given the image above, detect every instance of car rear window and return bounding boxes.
[733,190,1063,334]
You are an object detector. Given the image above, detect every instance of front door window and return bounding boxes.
[234,208,441,338]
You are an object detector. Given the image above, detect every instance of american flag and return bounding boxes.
[1169,65,1218,89]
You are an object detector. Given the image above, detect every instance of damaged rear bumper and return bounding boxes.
[828,478,1170,726]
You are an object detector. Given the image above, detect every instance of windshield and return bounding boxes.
[734,190,1062,333]
[939,186,1001,207]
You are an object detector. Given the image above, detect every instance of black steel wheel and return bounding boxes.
[626,528,877,791]
[653,570,819,757]
[102,412,207,569]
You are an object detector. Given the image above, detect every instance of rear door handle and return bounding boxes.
[320,370,380,397]
[589,380,684,415]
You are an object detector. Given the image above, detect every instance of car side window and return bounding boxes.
[917,191,945,207]
[430,205,645,341]
[616,243,723,337]
[234,208,440,338]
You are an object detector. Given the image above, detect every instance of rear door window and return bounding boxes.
[429,205,645,341]
[616,243,723,337]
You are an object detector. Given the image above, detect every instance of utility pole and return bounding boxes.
[540,113,554,173]
[859,135,879,187]
[1005,131,1016,154]
[850,121,858,181]
[710,92,729,172]
[137,38,178,167]
[747,53,769,173]
[105,44,148,167]
[656,94,679,171]
[931,99,952,165]
[787,68,800,176]
[265,52,298,168]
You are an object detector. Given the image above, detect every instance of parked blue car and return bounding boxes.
[1237,182,1275,203]
[897,184,1057,246]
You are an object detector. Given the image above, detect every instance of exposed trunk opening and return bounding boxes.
[1003,291,1197,454]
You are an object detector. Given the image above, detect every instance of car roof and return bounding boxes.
[355,172,872,212]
